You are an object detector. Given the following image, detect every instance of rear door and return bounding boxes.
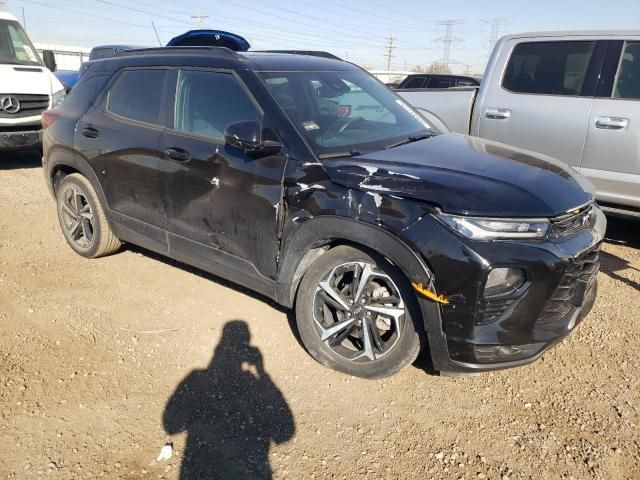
[77,67,173,251]
[475,37,607,168]
[159,68,286,286]
[580,39,640,208]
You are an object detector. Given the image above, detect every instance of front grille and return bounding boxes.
[548,204,595,238]
[0,94,49,119]
[538,245,600,323]
[0,123,41,133]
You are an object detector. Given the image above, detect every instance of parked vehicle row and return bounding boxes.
[42,47,605,378]
[398,31,640,218]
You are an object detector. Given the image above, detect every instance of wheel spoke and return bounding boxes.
[68,220,82,239]
[364,304,405,321]
[318,279,351,312]
[74,191,84,215]
[356,318,376,361]
[80,219,92,242]
[353,263,373,302]
[318,317,357,342]
[317,290,349,314]
[62,201,77,220]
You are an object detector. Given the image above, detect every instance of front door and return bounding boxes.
[160,68,286,287]
[476,38,606,169]
[581,39,640,208]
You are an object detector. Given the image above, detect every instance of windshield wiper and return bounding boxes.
[384,133,432,150]
[318,149,362,160]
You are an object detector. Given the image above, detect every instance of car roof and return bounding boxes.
[87,47,356,73]
[0,11,19,21]
[91,45,142,51]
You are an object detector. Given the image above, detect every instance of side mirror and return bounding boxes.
[224,120,282,157]
[42,50,57,72]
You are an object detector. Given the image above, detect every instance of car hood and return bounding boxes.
[0,64,61,94]
[322,133,594,217]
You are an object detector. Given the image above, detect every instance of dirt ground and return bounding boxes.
[0,150,639,480]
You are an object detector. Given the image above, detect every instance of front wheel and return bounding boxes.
[295,246,422,379]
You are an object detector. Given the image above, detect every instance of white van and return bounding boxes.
[0,11,65,152]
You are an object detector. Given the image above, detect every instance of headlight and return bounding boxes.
[51,88,66,108]
[437,213,550,240]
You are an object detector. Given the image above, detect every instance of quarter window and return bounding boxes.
[613,42,640,100]
[402,77,426,88]
[503,41,595,96]
[174,70,261,140]
[108,69,166,125]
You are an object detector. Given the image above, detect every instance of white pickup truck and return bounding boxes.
[0,11,65,152]
[398,31,640,218]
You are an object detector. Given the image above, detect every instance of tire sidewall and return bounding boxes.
[295,246,422,379]
[56,174,104,258]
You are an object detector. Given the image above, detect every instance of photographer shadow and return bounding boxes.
[163,320,295,479]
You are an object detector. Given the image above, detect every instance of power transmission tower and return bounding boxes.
[483,18,508,50]
[385,35,395,70]
[191,7,209,27]
[434,20,463,72]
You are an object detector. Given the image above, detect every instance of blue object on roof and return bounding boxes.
[167,30,251,51]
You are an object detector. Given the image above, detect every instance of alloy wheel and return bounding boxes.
[60,186,95,249]
[312,262,406,362]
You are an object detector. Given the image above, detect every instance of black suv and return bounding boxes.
[42,47,605,379]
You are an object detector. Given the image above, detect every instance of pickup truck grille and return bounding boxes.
[0,94,49,119]
[538,244,600,324]
[548,204,595,238]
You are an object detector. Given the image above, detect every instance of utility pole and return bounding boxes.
[483,18,508,51]
[385,34,395,71]
[191,7,209,27]
[20,6,26,28]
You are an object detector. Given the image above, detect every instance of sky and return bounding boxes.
[3,0,639,74]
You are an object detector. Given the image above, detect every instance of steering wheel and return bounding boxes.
[336,116,365,134]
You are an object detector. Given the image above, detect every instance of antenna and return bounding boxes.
[385,34,395,70]
[433,20,463,72]
[191,7,209,27]
[151,21,162,46]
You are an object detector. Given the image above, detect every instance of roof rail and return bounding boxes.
[114,46,240,59]
[256,50,342,61]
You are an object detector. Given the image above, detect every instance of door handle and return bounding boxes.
[485,108,512,120]
[163,147,191,162]
[81,126,100,138]
[595,116,629,130]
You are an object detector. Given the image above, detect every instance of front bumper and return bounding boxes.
[0,125,43,151]
[404,205,606,374]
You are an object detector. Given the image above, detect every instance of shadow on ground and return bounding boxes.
[164,320,295,479]
[602,217,640,292]
[0,149,41,169]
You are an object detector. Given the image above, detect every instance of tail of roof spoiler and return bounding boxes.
[167,30,251,51]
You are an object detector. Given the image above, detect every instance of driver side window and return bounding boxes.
[175,70,262,141]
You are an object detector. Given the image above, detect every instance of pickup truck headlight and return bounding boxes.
[51,88,66,108]
[437,213,550,240]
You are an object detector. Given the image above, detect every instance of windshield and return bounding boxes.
[260,69,435,157]
[0,19,43,66]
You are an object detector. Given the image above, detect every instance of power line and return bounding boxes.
[385,34,395,70]
[190,6,208,27]
[482,18,508,51]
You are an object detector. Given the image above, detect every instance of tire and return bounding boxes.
[295,245,422,379]
[55,173,121,258]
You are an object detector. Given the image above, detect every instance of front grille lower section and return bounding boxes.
[538,245,600,324]
[548,204,595,239]
[0,94,49,119]
[477,297,518,325]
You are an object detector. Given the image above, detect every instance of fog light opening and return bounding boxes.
[484,267,525,297]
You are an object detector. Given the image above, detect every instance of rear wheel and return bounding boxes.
[295,246,421,379]
[56,173,121,258]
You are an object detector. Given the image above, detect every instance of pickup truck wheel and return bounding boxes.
[295,245,421,379]
[56,173,121,258]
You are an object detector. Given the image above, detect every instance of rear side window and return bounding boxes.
[402,77,426,88]
[503,41,595,96]
[174,70,261,140]
[428,77,452,89]
[108,69,166,125]
[613,41,640,100]
[90,48,113,61]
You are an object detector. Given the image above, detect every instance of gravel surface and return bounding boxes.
[0,150,638,479]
